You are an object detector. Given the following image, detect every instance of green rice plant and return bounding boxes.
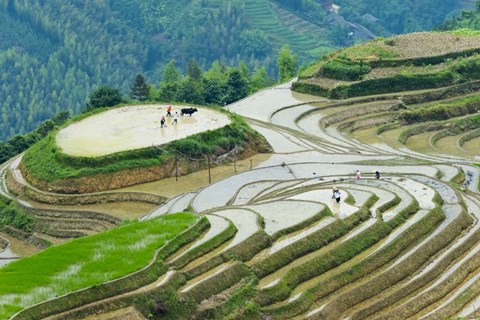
[0,213,198,320]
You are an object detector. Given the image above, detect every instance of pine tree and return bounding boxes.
[130,74,150,101]
[162,60,180,84]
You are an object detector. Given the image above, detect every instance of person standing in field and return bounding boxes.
[355,169,361,180]
[172,112,179,125]
[167,105,172,117]
[160,116,166,128]
[332,186,341,203]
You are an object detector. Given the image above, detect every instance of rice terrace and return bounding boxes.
[1,31,480,320]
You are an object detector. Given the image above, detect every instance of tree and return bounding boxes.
[130,74,149,101]
[249,67,273,93]
[177,77,205,104]
[224,69,249,105]
[158,82,180,102]
[277,44,297,83]
[86,85,123,111]
[203,77,226,105]
[162,60,180,84]
[187,59,203,81]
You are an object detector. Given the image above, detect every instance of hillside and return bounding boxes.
[0,0,473,142]
[293,30,480,98]
[1,29,480,319]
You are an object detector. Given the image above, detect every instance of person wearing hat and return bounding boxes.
[332,186,341,203]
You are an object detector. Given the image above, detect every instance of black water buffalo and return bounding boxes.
[181,108,198,116]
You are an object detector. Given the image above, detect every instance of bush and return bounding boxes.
[321,60,371,81]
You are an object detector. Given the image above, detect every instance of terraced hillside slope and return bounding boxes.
[293,30,480,99]
[1,32,480,319]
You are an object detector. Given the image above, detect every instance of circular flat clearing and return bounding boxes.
[56,105,231,157]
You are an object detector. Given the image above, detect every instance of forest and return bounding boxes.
[0,0,474,142]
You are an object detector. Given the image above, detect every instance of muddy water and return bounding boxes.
[255,152,397,169]
[289,189,358,219]
[209,209,259,251]
[232,181,278,206]
[244,200,324,235]
[57,105,231,157]
[170,215,230,263]
[227,79,321,122]
[250,124,311,153]
[192,167,294,212]
[271,105,316,129]
[390,177,435,209]
[0,232,39,261]
[0,248,19,267]
[169,192,196,213]
[433,164,460,182]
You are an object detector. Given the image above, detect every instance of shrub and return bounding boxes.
[321,60,371,81]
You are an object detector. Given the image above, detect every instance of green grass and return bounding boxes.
[449,28,480,36]
[338,43,399,61]
[0,196,35,233]
[0,213,198,319]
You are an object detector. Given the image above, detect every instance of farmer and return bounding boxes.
[172,112,179,125]
[355,169,361,180]
[332,186,341,203]
[166,105,172,117]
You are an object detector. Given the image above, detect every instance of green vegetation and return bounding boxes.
[337,43,399,61]
[294,31,480,99]
[399,95,480,124]
[21,109,267,184]
[321,60,372,81]
[0,112,70,164]
[0,0,469,142]
[0,195,35,233]
[0,213,198,319]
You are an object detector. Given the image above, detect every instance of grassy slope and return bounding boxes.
[0,213,197,319]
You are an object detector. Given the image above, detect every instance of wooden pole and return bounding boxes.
[233,147,237,173]
[175,156,178,182]
[208,154,211,184]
